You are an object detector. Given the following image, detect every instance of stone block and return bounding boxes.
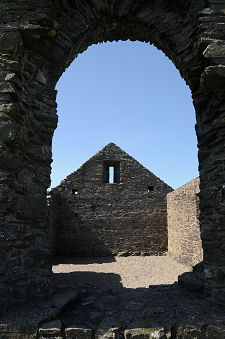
[96,316,121,338]
[39,320,62,337]
[124,317,171,339]
[203,41,225,64]
[178,272,204,292]
[124,327,169,339]
[206,321,225,338]
[0,32,21,51]
[0,324,37,339]
[175,323,205,338]
[201,65,225,89]
[65,326,93,339]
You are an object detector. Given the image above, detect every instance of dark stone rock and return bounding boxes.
[0,32,21,51]
[193,262,204,273]
[175,323,206,339]
[124,328,167,338]
[206,320,225,338]
[178,272,204,292]
[0,324,37,339]
[39,319,62,337]
[96,316,122,339]
[65,326,92,339]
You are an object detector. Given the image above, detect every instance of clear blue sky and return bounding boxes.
[51,40,198,190]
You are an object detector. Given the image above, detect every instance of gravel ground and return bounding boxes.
[52,255,191,289]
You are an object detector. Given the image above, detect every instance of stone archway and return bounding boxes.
[0,0,224,305]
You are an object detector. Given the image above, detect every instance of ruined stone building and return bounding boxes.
[49,143,204,267]
[49,143,173,256]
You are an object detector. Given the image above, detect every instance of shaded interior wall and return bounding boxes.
[167,177,203,267]
[47,192,58,257]
[50,144,173,256]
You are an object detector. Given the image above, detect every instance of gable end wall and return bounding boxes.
[51,145,173,256]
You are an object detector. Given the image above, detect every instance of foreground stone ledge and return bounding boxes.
[175,323,205,338]
[39,319,62,338]
[0,324,37,339]
[124,327,170,339]
[95,315,122,338]
[65,326,93,339]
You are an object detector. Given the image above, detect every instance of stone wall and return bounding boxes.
[50,143,173,256]
[47,192,58,257]
[167,177,203,267]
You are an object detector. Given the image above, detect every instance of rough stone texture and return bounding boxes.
[96,316,121,339]
[178,272,204,293]
[47,192,58,257]
[0,0,224,306]
[65,326,93,339]
[39,319,62,338]
[49,143,172,256]
[167,178,203,267]
[0,324,37,339]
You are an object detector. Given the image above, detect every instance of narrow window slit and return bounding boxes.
[109,166,115,183]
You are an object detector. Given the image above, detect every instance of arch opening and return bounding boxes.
[49,40,202,290]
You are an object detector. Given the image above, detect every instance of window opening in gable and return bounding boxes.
[72,188,78,195]
[109,166,114,183]
[148,186,154,192]
[103,162,120,183]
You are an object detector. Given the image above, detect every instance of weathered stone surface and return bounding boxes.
[201,65,225,89]
[0,324,37,339]
[96,316,122,338]
[39,320,62,337]
[0,32,21,51]
[203,41,225,64]
[49,143,172,256]
[206,321,225,338]
[178,272,204,292]
[65,326,93,339]
[124,315,172,339]
[124,327,169,339]
[175,323,206,338]
[167,178,203,267]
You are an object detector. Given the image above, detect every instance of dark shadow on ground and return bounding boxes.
[52,271,123,290]
[1,270,225,339]
[51,255,116,265]
[53,271,225,336]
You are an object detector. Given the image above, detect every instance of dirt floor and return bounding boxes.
[52,255,191,289]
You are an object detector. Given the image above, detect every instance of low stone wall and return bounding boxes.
[167,177,203,267]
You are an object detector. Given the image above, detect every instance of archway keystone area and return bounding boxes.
[0,0,225,307]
